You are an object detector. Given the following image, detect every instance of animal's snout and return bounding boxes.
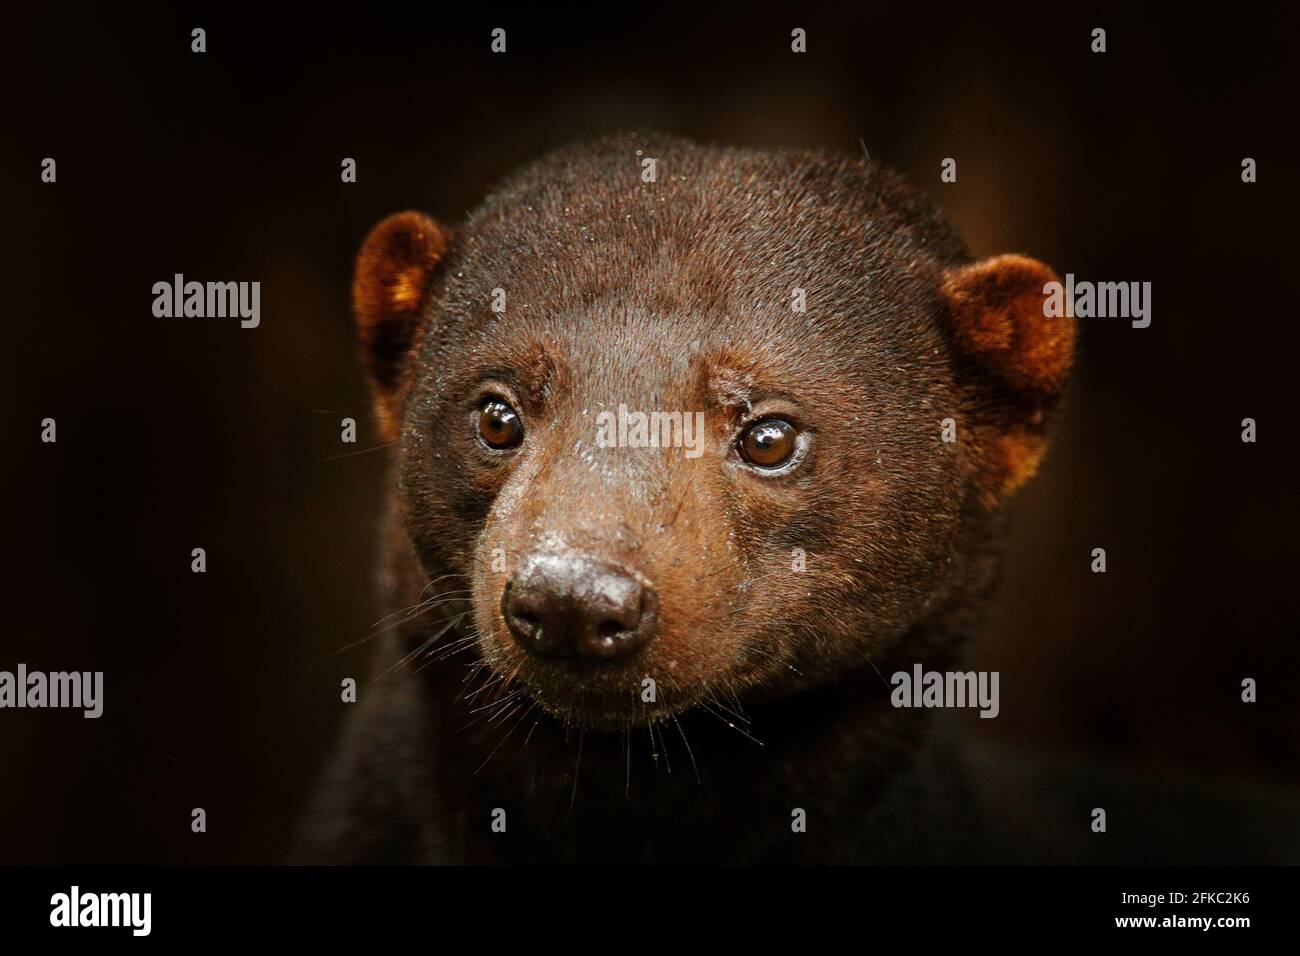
[502,553,659,662]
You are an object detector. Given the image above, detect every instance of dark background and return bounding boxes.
[2,3,1296,863]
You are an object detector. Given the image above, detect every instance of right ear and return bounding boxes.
[939,253,1076,505]
[353,211,453,440]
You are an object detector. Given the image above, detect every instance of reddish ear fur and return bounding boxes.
[941,254,1074,399]
[941,254,1076,504]
[353,211,452,439]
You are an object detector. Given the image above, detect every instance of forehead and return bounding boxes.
[447,141,955,297]
[447,303,869,416]
[425,141,957,403]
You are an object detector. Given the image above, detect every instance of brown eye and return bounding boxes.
[478,398,524,450]
[739,419,797,469]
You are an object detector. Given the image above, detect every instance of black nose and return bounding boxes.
[503,554,658,661]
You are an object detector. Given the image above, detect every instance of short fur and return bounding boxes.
[296,135,1293,864]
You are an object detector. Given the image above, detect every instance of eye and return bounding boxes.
[738,418,798,469]
[477,398,524,450]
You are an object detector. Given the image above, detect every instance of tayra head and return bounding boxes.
[352,134,1073,730]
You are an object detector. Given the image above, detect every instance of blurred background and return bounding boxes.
[2,3,1296,862]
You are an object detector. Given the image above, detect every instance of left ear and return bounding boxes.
[352,211,454,440]
[940,253,1076,503]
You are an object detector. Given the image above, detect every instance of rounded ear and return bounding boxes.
[940,253,1074,401]
[353,211,453,439]
[940,254,1076,504]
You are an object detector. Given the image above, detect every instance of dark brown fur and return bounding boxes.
[300,134,1284,865]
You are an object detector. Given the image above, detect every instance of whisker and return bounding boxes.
[470,686,525,717]
[314,596,471,665]
[418,573,473,598]
[704,691,751,727]
[698,699,765,747]
[565,729,584,822]
[673,715,701,785]
[474,704,531,775]
[651,718,670,774]
[317,441,395,462]
[487,697,524,728]
[744,645,805,677]
[523,722,542,748]
[374,612,467,681]
[724,568,789,594]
